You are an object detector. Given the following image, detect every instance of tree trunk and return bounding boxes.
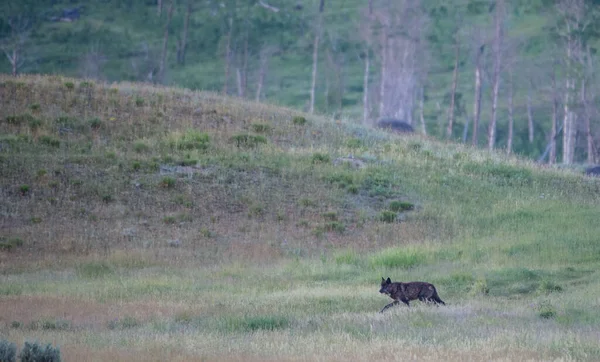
[157,0,162,16]
[507,69,514,155]
[362,47,370,125]
[527,88,534,143]
[255,47,270,102]
[158,0,174,84]
[11,48,18,76]
[549,73,558,164]
[447,33,460,139]
[419,86,427,135]
[223,16,233,94]
[309,0,326,114]
[472,45,483,146]
[488,0,503,151]
[178,0,192,65]
[379,26,388,118]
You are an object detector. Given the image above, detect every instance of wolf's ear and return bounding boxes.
[386,277,391,284]
[381,277,385,282]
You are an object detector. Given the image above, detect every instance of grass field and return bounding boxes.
[1,74,600,361]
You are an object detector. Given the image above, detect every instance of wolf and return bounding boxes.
[379,277,445,313]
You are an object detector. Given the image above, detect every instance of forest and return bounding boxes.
[1,0,600,163]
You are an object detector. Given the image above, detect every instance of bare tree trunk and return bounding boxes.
[378,26,388,118]
[550,73,558,164]
[255,47,272,101]
[157,0,162,16]
[10,48,18,76]
[309,0,326,114]
[488,0,503,151]
[158,0,174,84]
[419,86,427,135]
[241,31,249,98]
[363,47,370,125]
[178,0,192,65]
[362,0,373,125]
[472,45,484,146]
[223,16,233,94]
[507,69,514,155]
[447,33,460,139]
[585,47,595,164]
[527,88,534,143]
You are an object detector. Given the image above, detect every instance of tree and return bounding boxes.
[309,0,326,114]
[1,16,29,76]
[487,0,505,151]
[375,0,427,124]
[159,0,175,84]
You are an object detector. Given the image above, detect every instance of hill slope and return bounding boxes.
[1,75,600,361]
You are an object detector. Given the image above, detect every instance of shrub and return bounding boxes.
[0,237,24,251]
[324,221,345,233]
[379,210,397,223]
[30,103,41,112]
[19,341,61,362]
[5,114,34,126]
[0,339,17,362]
[174,130,210,151]
[292,116,307,125]
[64,81,75,90]
[38,135,60,148]
[230,134,267,148]
[250,123,272,133]
[537,301,556,319]
[135,97,145,107]
[28,118,42,131]
[19,185,30,195]
[133,141,150,153]
[346,138,363,149]
[160,177,176,189]
[388,200,415,212]
[537,280,563,294]
[311,152,330,164]
[89,117,102,130]
[322,211,337,221]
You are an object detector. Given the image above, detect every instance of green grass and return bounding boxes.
[1,75,600,361]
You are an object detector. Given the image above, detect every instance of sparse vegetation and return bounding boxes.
[1,75,599,361]
[19,341,61,362]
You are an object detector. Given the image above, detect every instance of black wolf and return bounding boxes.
[379,277,445,312]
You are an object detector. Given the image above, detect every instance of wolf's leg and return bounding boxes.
[400,298,410,306]
[380,300,400,313]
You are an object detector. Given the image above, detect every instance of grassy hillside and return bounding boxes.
[1,75,600,361]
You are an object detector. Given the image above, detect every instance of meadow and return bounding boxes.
[1,75,600,361]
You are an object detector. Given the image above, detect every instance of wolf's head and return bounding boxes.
[379,277,393,295]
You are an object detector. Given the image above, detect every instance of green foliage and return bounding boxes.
[250,123,272,133]
[29,103,41,112]
[537,280,563,294]
[346,138,363,149]
[5,113,34,126]
[133,140,151,153]
[0,340,17,362]
[324,221,345,233]
[230,133,267,148]
[537,301,557,319]
[370,248,426,269]
[64,82,75,90]
[19,341,61,362]
[0,237,24,251]
[333,249,361,265]
[388,200,414,212]
[89,117,102,130]
[135,97,145,107]
[292,116,307,126]
[322,211,338,221]
[221,315,290,332]
[379,210,397,223]
[19,184,30,195]
[38,135,60,148]
[160,177,176,188]
[311,152,331,164]
[171,130,210,151]
[76,262,113,278]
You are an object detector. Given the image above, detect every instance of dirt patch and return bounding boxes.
[0,295,201,329]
